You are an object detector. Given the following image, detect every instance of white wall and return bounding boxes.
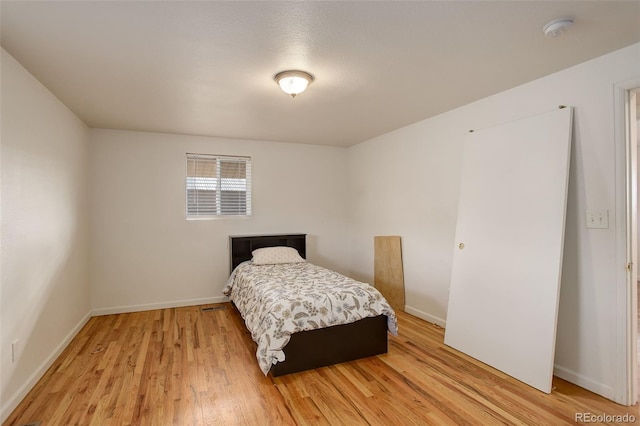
[3,37,639,413]
[347,43,640,401]
[89,129,350,313]
[0,49,91,420]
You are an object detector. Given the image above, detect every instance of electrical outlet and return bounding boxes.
[12,339,20,363]
[586,209,609,229]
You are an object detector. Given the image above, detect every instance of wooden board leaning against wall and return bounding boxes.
[374,236,405,312]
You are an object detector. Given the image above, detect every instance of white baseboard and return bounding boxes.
[91,295,229,316]
[553,364,615,402]
[404,305,446,328]
[401,308,617,403]
[1,311,92,424]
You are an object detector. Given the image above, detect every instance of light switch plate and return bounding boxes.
[586,209,609,229]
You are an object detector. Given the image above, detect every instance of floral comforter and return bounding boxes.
[223,261,398,375]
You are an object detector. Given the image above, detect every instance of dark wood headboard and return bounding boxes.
[229,234,306,274]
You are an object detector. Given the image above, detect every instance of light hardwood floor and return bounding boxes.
[4,303,639,425]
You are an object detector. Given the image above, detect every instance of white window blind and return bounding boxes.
[186,154,251,218]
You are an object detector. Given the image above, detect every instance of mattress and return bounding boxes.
[223,260,398,374]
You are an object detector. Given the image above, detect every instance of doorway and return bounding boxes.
[622,85,639,406]
[633,87,640,400]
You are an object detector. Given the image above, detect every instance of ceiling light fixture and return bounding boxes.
[543,18,574,37]
[274,70,314,98]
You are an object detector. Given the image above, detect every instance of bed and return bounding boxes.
[224,234,398,376]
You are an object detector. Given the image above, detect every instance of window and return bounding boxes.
[186,154,251,218]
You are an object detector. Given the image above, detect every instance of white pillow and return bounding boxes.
[252,246,305,265]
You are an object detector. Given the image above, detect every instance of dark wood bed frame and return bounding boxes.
[229,233,389,376]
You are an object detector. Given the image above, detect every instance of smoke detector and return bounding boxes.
[543,18,574,37]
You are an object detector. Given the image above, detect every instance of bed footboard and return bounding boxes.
[270,315,388,377]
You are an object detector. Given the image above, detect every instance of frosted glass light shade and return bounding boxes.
[274,70,314,97]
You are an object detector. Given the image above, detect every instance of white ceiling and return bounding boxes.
[2,1,639,147]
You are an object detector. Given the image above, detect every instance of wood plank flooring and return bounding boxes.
[4,303,639,425]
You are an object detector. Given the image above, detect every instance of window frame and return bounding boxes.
[185,153,252,219]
